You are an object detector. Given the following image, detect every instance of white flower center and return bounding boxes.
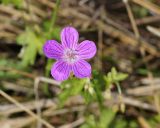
[63,49,79,64]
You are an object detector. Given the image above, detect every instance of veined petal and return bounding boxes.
[43,40,64,60]
[61,26,79,49]
[72,60,91,78]
[51,61,71,81]
[77,40,96,59]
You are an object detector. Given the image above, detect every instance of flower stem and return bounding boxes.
[94,82,103,109]
[49,0,61,34]
[116,82,125,112]
[116,82,122,95]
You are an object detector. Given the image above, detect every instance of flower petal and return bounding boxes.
[43,40,64,60]
[72,60,91,78]
[51,61,71,81]
[77,40,97,59]
[61,26,79,49]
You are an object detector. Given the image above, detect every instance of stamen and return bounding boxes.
[63,49,79,64]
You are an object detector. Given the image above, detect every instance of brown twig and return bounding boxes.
[0,90,55,128]
[123,0,140,38]
[136,16,160,26]
[147,26,160,38]
[58,118,85,128]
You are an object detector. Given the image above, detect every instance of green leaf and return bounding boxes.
[17,28,45,66]
[49,26,61,40]
[1,0,23,7]
[115,73,128,81]
[110,116,127,128]
[129,121,138,128]
[99,108,116,128]
[80,115,97,128]
[59,78,87,105]
[81,108,116,128]
[104,67,128,87]
[111,67,117,80]
[147,114,160,128]
[43,24,61,40]
[21,43,37,66]
[104,72,112,88]
[82,83,96,104]
[82,91,92,103]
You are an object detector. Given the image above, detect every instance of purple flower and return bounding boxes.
[43,26,97,81]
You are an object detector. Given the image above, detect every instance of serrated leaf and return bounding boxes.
[17,29,31,45]
[17,28,45,66]
[21,43,37,66]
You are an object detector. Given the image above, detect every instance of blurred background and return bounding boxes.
[0,0,160,128]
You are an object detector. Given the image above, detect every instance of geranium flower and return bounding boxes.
[43,26,97,81]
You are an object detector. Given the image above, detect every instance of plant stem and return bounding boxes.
[49,0,61,34]
[115,82,125,112]
[94,83,103,109]
[116,82,122,95]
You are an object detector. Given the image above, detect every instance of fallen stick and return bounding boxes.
[0,99,57,116]
[95,20,159,56]
[0,90,55,128]
[60,8,160,56]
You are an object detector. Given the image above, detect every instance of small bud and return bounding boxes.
[65,84,70,88]
[120,103,125,113]
[104,89,111,99]
[84,83,89,90]
[84,78,94,95]
[88,86,94,95]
